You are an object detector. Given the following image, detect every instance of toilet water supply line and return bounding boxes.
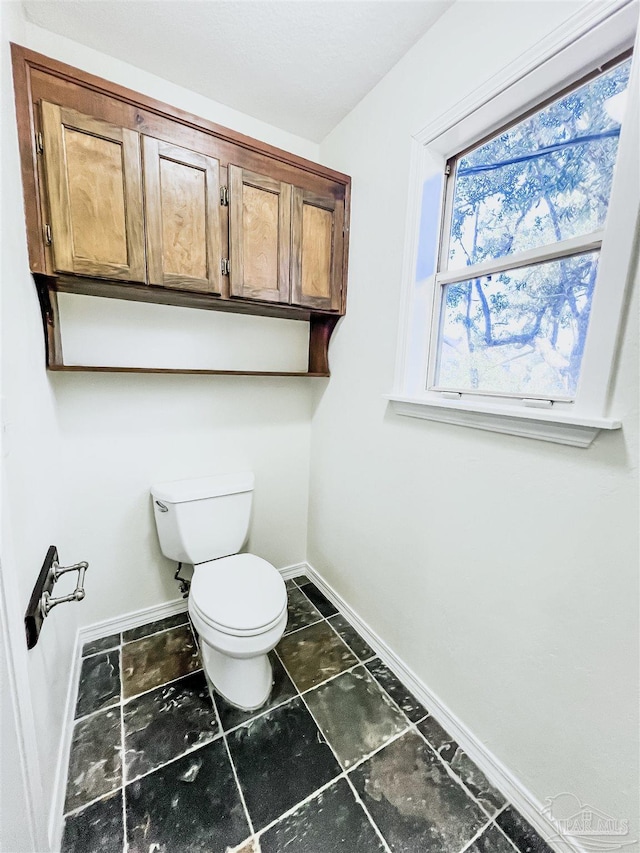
[174,562,191,598]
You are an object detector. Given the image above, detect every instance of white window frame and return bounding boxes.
[388,0,639,447]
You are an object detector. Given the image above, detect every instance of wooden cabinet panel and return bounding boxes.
[143,138,222,293]
[40,101,145,281]
[229,165,291,303]
[291,188,343,311]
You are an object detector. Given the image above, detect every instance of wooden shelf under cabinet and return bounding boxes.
[35,274,340,377]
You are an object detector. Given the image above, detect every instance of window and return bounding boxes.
[390,5,639,447]
[435,57,631,401]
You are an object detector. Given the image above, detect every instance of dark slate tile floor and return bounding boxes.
[61,575,553,853]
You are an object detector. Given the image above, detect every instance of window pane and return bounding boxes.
[447,59,631,271]
[435,252,599,398]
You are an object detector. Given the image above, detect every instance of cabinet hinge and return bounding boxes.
[220,186,229,206]
[36,132,44,154]
[221,258,230,276]
[44,224,52,245]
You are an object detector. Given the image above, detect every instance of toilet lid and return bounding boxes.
[190,553,287,634]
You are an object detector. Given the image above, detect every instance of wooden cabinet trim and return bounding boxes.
[11,44,350,184]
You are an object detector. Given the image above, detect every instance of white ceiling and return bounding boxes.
[21,1,453,141]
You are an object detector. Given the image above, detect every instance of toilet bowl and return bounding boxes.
[150,473,288,710]
[189,553,287,709]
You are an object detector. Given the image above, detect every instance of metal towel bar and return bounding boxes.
[25,546,89,649]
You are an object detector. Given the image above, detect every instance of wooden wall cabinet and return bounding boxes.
[12,44,351,377]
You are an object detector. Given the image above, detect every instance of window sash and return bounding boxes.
[436,50,632,281]
[428,213,605,400]
[434,231,604,287]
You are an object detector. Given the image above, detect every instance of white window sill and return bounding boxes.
[385,395,621,448]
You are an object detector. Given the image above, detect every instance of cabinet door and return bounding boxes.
[143,138,222,294]
[40,101,145,281]
[228,165,291,303]
[291,188,344,311]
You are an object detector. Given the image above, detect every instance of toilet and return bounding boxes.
[150,473,287,710]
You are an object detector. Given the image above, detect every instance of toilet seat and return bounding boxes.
[190,553,287,637]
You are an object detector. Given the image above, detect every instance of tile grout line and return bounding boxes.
[287,580,409,694]
[456,802,518,853]
[282,614,324,637]
[122,611,189,646]
[62,786,125,820]
[117,731,226,790]
[489,807,527,853]
[121,666,204,706]
[276,649,393,853]
[73,697,122,726]
[410,719,507,824]
[273,645,394,853]
[61,641,124,823]
[343,773,394,853]
[80,616,190,661]
[209,681,255,839]
[190,615,256,841]
[255,772,348,840]
[73,646,122,721]
[80,644,121,661]
[457,815,496,853]
[120,615,190,646]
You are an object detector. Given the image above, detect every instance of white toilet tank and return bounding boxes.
[151,473,254,565]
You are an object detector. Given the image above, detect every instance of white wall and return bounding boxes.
[313,0,638,842]
[0,598,36,853]
[1,7,318,844]
[3,1,638,848]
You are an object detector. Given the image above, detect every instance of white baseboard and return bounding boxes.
[48,628,82,852]
[277,561,308,581]
[80,596,189,644]
[302,561,580,853]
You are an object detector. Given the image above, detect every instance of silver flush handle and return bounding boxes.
[155,500,169,513]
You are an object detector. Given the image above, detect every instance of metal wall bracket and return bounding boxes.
[24,546,89,649]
